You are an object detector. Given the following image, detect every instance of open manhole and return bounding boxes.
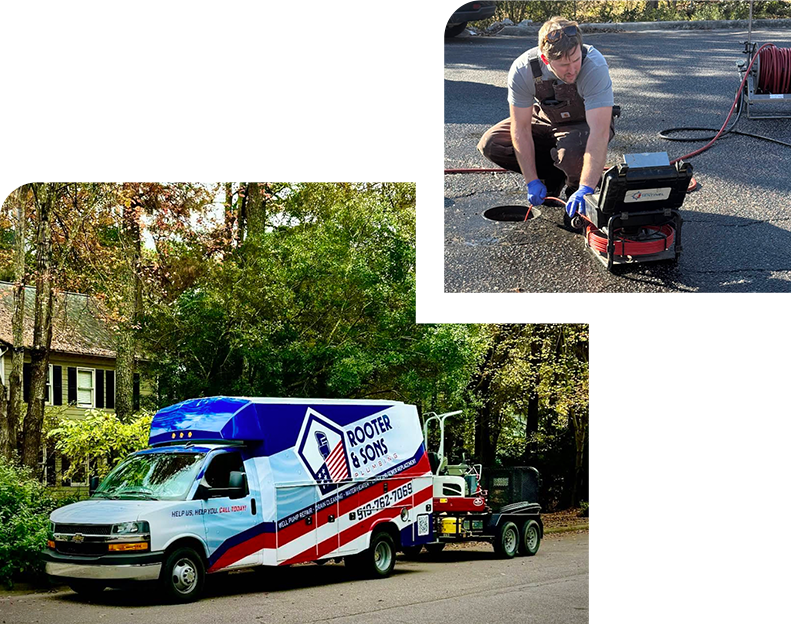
[483,205,541,222]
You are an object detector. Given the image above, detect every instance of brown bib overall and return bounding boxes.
[477,46,614,194]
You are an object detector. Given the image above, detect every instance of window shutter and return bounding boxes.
[23,363,31,403]
[96,370,105,408]
[133,373,140,411]
[53,366,62,406]
[105,370,115,409]
[67,367,77,404]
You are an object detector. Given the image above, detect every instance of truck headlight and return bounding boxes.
[112,521,149,535]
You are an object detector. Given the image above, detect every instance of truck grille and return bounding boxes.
[55,541,108,556]
[54,523,112,535]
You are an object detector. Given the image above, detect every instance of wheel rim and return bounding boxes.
[526,525,538,551]
[504,527,517,553]
[374,541,392,572]
[171,557,198,594]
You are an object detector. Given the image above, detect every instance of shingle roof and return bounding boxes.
[0,282,115,359]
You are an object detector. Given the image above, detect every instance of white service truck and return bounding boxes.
[45,397,434,602]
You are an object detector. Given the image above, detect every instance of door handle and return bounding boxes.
[328,514,335,523]
[251,498,256,515]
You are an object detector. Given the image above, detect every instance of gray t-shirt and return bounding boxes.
[508,44,614,111]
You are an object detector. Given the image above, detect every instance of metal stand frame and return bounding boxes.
[740,0,791,119]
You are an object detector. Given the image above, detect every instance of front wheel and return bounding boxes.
[493,521,519,559]
[519,519,541,556]
[160,546,205,603]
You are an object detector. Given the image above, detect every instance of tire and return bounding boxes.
[160,546,205,603]
[445,22,467,38]
[401,545,423,559]
[425,542,446,555]
[493,521,519,559]
[519,519,541,556]
[349,530,396,579]
[67,580,105,598]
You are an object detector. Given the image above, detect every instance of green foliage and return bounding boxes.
[0,456,61,587]
[579,501,589,517]
[48,410,153,479]
[479,1,791,27]
[145,183,477,411]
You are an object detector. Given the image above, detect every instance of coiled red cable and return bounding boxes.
[759,46,791,94]
[585,223,675,257]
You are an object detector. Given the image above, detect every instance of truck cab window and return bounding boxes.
[204,452,245,491]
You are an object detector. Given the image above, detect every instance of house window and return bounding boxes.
[45,364,53,404]
[76,368,95,408]
[0,353,5,385]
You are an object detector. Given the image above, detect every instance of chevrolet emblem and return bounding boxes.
[72,533,84,543]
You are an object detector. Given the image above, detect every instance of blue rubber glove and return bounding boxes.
[565,185,595,217]
[526,178,547,206]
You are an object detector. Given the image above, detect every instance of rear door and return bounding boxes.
[275,484,318,564]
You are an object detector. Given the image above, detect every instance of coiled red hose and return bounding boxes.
[585,224,675,257]
[759,46,791,94]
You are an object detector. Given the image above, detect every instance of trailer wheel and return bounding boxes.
[67,580,105,598]
[519,519,541,556]
[160,546,205,603]
[493,521,519,559]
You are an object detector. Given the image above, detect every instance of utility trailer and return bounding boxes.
[402,411,543,559]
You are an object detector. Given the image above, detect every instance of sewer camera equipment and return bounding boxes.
[445,0,791,273]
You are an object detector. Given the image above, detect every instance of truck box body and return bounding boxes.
[46,397,434,588]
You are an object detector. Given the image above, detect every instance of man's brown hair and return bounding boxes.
[539,17,583,60]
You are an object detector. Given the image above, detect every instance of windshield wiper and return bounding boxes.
[117,488,157,500]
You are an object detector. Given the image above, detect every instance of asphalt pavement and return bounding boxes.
[445,27,791,292]
[0,533,588,624]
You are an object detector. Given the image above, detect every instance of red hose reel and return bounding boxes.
[584,223,675,258]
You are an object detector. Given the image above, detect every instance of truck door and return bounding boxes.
[200,450,262,570]
[275,484,318,564]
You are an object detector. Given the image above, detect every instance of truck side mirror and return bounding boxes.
[228,471,247,499]
[89,475,100,495]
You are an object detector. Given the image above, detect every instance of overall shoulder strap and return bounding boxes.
[527,49,543,85]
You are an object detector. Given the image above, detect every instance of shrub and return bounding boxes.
[578,501,589,517]
[48,410,152,479]
[0,457,63,587]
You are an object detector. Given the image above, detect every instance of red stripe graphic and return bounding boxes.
[326,442,348,481]
[209,452,432,572]
[283,483,434,565]
[208,531,276,573]
[275,453,431,549]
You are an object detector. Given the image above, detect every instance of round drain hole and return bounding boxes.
[483,205,541,222]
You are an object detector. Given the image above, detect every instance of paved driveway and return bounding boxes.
[0,533,588,624]
[445,27,791,292]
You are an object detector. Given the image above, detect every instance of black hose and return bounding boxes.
[659,85,791,149]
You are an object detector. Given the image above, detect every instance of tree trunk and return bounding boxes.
[1,187,27,460]
[21,184,56,472]
[245,183,269,239]
[114,197,142,421]
[523,392,539,463]
[569,407,587,507]
[236,183,248,246]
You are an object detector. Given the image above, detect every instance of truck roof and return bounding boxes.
[149,396,403,448]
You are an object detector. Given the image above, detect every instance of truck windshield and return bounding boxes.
[93,452,205,501]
